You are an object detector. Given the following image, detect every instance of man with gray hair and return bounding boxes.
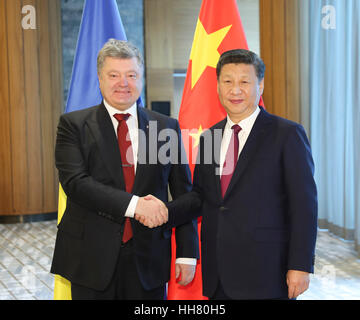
[51,39,199,299]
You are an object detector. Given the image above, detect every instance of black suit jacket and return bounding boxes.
[50,103,199,291]
[168,107,318,299]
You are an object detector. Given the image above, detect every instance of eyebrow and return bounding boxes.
[107,70,138,73]
[221,74,251,79]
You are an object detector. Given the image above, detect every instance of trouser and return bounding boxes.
[71,239,166,300]
[210,279,294,300]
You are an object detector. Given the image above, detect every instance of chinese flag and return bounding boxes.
[167,0,263,300]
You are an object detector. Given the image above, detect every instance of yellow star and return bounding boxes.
[190,19,232,89]
[189,125,204,148]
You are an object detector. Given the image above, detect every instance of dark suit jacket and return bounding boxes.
[168,107,318,299]
[50,103,199,291]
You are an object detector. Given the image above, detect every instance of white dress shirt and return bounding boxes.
[103,99,139,218]
[219,106,261,177]
[103,100,196,266]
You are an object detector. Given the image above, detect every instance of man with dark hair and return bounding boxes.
[216,49,265,81]
[163,49,318,299]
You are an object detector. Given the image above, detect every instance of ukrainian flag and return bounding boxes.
[54,0,128,300]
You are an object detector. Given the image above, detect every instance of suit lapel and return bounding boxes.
[223,108,272,199]
[210,118,227,203]
[86,103,126,189]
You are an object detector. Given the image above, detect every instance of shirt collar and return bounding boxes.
[226,106,260,133]
[103,99,138,120]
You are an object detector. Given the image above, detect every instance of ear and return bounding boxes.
[259,78,264,95]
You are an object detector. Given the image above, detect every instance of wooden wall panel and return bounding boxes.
[0,0,13,214]
[285,0,300,122]
[0,0,63,216]
[38,0,56,212]
[259,0,273,109]
[23,0,43,211]
[259,0,301,122]
[272,0,287,117]
[7,0,28,214]
[48,0,63,204]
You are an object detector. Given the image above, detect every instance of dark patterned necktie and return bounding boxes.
[114,113,134,243]
[220,124,242,198]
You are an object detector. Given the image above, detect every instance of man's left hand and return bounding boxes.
[175,263,196,286]
[286,270,310,299]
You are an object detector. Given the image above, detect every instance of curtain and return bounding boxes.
[305,0,360,256]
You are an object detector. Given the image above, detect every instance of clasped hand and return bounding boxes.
[134,195,168,228]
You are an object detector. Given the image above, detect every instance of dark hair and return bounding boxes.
[216,49,265,81]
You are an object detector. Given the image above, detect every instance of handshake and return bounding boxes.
[134,195,168,228]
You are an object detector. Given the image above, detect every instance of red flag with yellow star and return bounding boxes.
[167,0,263,300]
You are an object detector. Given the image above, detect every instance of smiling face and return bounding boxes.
[217,63,264,123]
[98,56,143,111]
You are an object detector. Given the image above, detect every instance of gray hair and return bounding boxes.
[97,39,144,74]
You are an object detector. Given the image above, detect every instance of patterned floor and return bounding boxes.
[0,220,359,300]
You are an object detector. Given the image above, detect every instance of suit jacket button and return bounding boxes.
[219,206,227,212]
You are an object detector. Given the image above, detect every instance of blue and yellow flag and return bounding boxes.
[54,0,128,300]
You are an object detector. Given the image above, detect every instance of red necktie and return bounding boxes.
[220,124,242,198]
[114,113,134,243]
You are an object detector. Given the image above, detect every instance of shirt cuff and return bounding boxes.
[175,258,197,265]
[124,195,139,218]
